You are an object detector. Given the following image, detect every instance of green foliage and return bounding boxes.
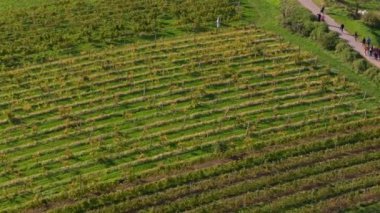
[5,111,21,125]
[362,11,380,28]
[364,67,380,81]
[318,31,340,51]
[309,23,329,41]
[0,0,240,69]
[280,0,338,51]
[127,0,165,37]
[280,0,315,36]
[352,59,368,72]
[214,141,229,153]
[335,41,351,53]
[341,48,360,62]
[170,0,239,32]
[0,0,379,211]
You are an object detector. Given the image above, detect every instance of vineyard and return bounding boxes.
[0,0,240,70]
[0,25,379,212]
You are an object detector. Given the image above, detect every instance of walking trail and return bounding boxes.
[297,0,380,69]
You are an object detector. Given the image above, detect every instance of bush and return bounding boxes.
[280,0,315,36]
[309,23,329,40]
[374,75,380,83]
[335,41,351,53]
[341,48,360,62]
[318,31,340,50]
[352,59,368,72]
[362,11,380,28]
[364,67,380,78]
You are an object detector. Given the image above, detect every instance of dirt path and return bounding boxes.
[297,0,380,69]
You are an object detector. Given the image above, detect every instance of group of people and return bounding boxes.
[316,5,379,61]
[361,37,380,60]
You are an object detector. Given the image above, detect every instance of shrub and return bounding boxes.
[364,67,380,78]
[362,11,380,28]
[352,59,368,72]
[280,0,315,36]
[309,23,329,41]
[341,48,360,62]
[335,41,351,53]
[318,31,340,50]
[301,21,317,37]
[374,74,380,83]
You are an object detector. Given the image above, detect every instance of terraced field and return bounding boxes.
[0,26,379,212]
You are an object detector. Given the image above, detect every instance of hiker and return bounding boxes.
[367,37,371,46]
[375,48,380,60]
[354,32,358,41]
[362,38,367,47]
[364,45,369,55]
[320,6,325,14]
[340,24,345,32]
[317,13,321,22]
[369,45,373,57]
[374,48,379,60]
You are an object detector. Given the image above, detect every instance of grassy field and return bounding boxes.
[0,0,55,11]
[0,0,379,212]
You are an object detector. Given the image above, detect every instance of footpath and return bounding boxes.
[298,0,380,69]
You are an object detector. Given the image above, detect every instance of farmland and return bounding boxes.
[1,26,379,212]
[0,0,379,212]
[0,0,240,69]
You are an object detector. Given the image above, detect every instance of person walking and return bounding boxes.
[362,37,367,47]
[320,6,325,14]
[374,48,380,60]
[367,37,371,46]
[369,45,373,57]
[340,24,345,32]
[364,44,370,56]
[354,32,358,41]
[317,13,321,22]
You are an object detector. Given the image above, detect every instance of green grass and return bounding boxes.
[0,0,55,11]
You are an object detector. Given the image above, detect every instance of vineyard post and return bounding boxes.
[216,16,221,33]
